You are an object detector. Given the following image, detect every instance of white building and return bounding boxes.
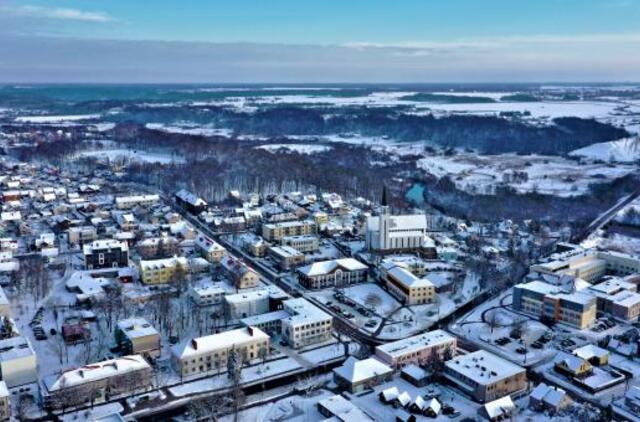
[365,197,428,252]
[297,258,368,289]
[375,329,456,368]
[115,194,160,209]
[281,298,333,348]
[0,336,38,388]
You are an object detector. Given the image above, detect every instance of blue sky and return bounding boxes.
[0,0,639,82]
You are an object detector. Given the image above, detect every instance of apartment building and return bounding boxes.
[281,234,319,253]
[0,336,38,388]
[139,256,189,285]
[43,355,152,409]
[513,280,597,329]
[224,286,288,320]
[268,246,305,270]
[444,350,527,403]
[136,236,180,258]
[297,258,368,289]
[281,298,333,348]
[83,239,129,270]
[171,327,270,378]
[381,262,436,305]
[175,189,207,214]
[114,318,161,360]
[115,194,160,209]
[220,256,260,289]
[195,234,226,263]
[67,226,97,246]
[375,329,457,369]
[588,278,640,321]
[262,220,316,241]
[189,282,231,307]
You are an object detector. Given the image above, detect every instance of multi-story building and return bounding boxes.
[588,278,640,321]
[375,329,456,369]
[262,220,316,241]
[297,258,368,289]
[220,256,260,289]
[139,256,189,285]
[513,281,597,329]
[268,246,305,270]
[281,298,333,348]
[189,282,231,307]
[83,239,129,270]
[195,234,226,263]
[224,286,288,320]
[114,318,161,360]
[136,236,180,259]
[67,226,97,246]
[115,194,160,210]
[240,310,290,335]
[281,235,319,253]
[0,336,38,388]
[444,350,527,403]
[43,355,152,409]
[175,189,207,214]
[171,327,270,378]
[381,262,436,305]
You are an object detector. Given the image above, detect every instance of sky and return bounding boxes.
[0,0,639,83]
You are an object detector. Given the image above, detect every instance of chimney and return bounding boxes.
[191,339,198,350]
[247,326,254,336]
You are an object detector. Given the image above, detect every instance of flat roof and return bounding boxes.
[445,350,524,386]
[173,326,269,358]
[376,329,455,358]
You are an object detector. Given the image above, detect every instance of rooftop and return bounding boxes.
[376,329,455,357]
[445,350,524,385]
[172,326,269,358]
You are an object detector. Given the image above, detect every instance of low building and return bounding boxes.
[115,194,159,209]
[262,220,316,241]
[573,344,609,366]
[68,226,97,246]
[317,394,373,421]
[224,289,273,319]
[375,330,456,369]
[240,310,289,335]
[220,256,260,289]
[171,326,270,378]
[281,298,333,348]
[482,396,516,421]
[297,258,368,289]
[529,383,572,413]
[195,234,226,263]
[139,256,188,285]
[268,246,305,270]
[444,350,527,403]
[175,189,207,214]
[381,263,436,305]
[553,351,592,377]
[115,318,161,360]
[83,239,129,270]
[333,356,393,393]
[43,355,152,409]
[281,235,319,253]
[189,282,230,307]
[0,336,38,388]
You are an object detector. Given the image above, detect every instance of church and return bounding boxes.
[365,188,429,253]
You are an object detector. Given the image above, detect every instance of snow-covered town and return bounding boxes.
[0,142,635,422]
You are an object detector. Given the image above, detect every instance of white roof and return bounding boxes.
[484,395,515,419]
[298,258,367,277]
[0,381,8,398]
[367,214,427,231]
[140,256,187,271]
[172,327,269,359]
[116,318,158,339]
[530,382,568,407]
[317,395,372,421]
[83,239,128,254]
[48,355,150,391]
[0,336,35,361]
[333,356,392,384]
[195,234,225,253]
[385,265,434,289]
[445,350,524,386]
[377,329,455,358]
[282,298,331,326]
[573,344,609,361]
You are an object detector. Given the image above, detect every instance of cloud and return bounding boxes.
[1,4,113,22]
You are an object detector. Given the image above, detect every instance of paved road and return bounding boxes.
[574,189,640,242]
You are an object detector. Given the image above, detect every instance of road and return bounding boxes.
[574,189,640,242]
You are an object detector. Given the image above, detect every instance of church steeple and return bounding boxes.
[381,185,389,207]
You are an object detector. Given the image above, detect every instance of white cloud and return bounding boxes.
[2,4,113,22]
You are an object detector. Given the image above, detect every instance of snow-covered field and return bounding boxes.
[75,148,185,164]
[256,144,333,154]
[145,122,234,137]
[570,137,640,163]
[15,114,101,123]
[417,153,635,197]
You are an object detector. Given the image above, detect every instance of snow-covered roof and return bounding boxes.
[83,239,128,254]
[195,234,225,253]
[317,394,372,421]
[554,351,588,373]
[385,265,434,289]
[333,356,392,384]
[139,256,188,271]
[573,344,609,361]
[172,327,269,359]
[377,329,455,358]
[47,355,150,391]
[282,298,331,326]
[0,336,35,361]
[380,386,400,401]
[116,318,158,339]
[484,395,515,419]
[175,189,207,207]
[367,214,427,232]
[530,382,568,408]
[297,258,367,277]
[445,350,524,386]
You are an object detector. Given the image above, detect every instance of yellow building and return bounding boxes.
[139,256,189,285]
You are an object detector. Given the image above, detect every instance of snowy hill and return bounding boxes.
[570,137,640,162]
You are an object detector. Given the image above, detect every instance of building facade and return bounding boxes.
[297,258,368,289]
[83,239,129,270]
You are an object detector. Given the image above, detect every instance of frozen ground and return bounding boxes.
[570,137,640,163]
[74,148,185,164]
[146,122,234,137]
[255,144,333,154]
[416,153,635,197]
[14,114,101,123]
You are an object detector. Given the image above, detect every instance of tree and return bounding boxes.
[227,347,246,422]
[487,310,500,335]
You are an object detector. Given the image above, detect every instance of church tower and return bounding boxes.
[379,186,391,250]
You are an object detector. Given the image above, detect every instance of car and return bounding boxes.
[515,347,526,354]
[49,328,57,335]
[325,301,333,306]
[279,339,288,346]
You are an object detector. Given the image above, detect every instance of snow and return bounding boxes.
[145,123,233,137]
[570,137,640,163]
[256,144,333,154]
[15,114,101,123]
[75,148,185,164]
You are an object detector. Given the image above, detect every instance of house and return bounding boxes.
[481,396,516,421]
[0,336,38,388]
[296,258,368,289]
[332,356,393,393]
[529,383,572,413]
[175,189,207,214]
[553,351,593,377]
[400,364,430,387]
[43,355,152,410]
[220,256,260,289]
[317,394,373,421]
[572,344,609,366]
[194,234,225,263]
[379,386,400,404]
[443,350,527,403]
[115,318,161,360]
